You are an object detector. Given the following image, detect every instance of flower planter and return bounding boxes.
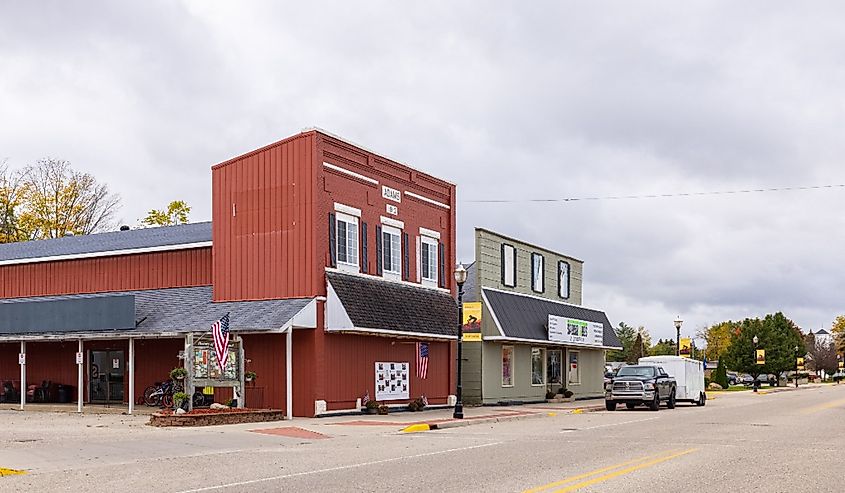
[149,409,284,427]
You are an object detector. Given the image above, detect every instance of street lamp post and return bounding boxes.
[674,317,683,356]
[453,264,467,419]
[794,345,799,389]
[753,335,759,393]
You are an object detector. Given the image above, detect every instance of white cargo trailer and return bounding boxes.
[639,356,706,406]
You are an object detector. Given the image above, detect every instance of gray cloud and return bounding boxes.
[2,1,844,340]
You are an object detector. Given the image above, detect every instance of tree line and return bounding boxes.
[0,157,191,243]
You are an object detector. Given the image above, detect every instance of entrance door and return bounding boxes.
[90,350,125,403]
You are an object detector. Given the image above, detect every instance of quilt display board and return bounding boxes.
[375,362,410,401]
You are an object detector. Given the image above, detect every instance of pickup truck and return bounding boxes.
[605,364,677,411]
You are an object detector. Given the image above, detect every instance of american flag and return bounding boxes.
[212,313,231,373]
[416,342,429,379]
[362,390,370,406]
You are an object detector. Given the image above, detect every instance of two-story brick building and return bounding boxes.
[460,229,621,404]
[0,129,458,417]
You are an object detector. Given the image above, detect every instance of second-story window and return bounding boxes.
[531,253,544,293]
[558,260,570,299]
[420,236,438,286]
[336,212,359,271]
[501,244,516,287]
[382,225,402,279]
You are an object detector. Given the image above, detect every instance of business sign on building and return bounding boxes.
[382,185,401,203]
[548,315,604,347]
[462,301,482,341]
[375,362,409,401]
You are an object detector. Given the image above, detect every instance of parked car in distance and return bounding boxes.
[605,365,676,411]
[726,372,739,386]
[741,374,754,385]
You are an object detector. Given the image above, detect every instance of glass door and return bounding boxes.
[89,350,124,403]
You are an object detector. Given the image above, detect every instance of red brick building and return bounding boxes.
[0,129,458,417]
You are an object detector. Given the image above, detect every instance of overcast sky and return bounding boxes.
[3,1,845,343]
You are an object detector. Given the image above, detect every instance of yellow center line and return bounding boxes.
[549,448,698,493]
[522,451,679,493]
[800,398,845,414]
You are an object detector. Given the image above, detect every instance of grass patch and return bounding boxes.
[710,385,753,392]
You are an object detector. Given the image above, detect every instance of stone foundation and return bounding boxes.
[149,409,284,427]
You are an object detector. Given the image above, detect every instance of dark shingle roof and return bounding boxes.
[462,261,479,302]
[482,288,622,348]
[327,271,458,338]
[0,222,212,262]
[0,286,312,336]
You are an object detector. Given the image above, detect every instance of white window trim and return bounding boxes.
[334,202,362,217]
[381,224,402,280]
[419,235,439,287]
[502,345,515,388]
[336,212,359,273]
[531,347,546,387]
[568,349,581,386]
[380,216,405,230]
[419,227,441,240]
[502,244,516,288]
[558,260,571,299]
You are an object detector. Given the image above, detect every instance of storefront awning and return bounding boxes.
[0,286,318,340]
[326,270,458,340]
[482,288,622,349]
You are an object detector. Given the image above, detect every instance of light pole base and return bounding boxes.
[453,403,464,419]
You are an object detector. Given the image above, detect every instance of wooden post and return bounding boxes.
[128,338,135,415]
[238,335,245,409]
[77,339,84,413]
[19,341,25,411]
[185,333,194,412]
[286,328,293,420]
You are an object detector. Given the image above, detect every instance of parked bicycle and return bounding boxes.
[142,379,183,407]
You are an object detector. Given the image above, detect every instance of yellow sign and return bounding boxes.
[756,349,766,365]
[679,338,691,356]
[797,357,804,371]
[462,301,482,341]
[839,360,844,369]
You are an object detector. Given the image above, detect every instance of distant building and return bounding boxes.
[814,329,833,348]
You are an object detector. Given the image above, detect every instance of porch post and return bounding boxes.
[19,341,25,411]
[128,338,135,415]
[237,334,245,409]
[286,327,293,421]
[185,333,194,412]
[77,339,84,413]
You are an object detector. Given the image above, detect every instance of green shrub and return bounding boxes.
[713,359,729,389]
[704,377,711,388]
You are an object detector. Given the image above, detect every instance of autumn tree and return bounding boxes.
[807,337,839,375]
[698,321,737,362]
[650,339,676,356]
[0,161,27,243]
[20,158,120,238]
[831,315,845,353]
[141,200,191,227]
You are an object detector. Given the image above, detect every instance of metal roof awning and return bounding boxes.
[0,286,318,341]
[325,270,458,340]
[482,288,622,349]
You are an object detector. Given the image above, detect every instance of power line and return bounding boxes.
[462,183,845,203]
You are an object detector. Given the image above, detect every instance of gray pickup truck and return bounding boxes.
[605,364,676,411]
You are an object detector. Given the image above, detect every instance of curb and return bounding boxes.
[401,405,605,433]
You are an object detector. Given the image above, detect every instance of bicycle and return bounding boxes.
[142,379,183,407]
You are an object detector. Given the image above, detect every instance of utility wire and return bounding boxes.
[462,183,845,203]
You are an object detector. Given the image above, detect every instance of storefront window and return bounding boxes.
[547,350,562,385]
[502,346,514,387]
[531,348,545,385]
[568,350,580,385]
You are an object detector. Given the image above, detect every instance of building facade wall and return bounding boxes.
[475,229,583,306]
[0,247,212,299]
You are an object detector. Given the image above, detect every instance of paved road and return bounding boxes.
[3,384,845,492]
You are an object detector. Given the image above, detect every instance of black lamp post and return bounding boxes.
[453,263,467,419]
[674,317,683,356]
[794,345,799,388]
[753,335,759,393]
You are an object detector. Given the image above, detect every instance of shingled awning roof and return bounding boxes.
[482,288,622,349]
[0,286,316,340]
[326,270,458,340]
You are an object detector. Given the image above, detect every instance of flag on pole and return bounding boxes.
[416,342,429,379]
[212,313,231,373]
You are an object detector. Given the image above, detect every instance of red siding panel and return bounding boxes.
[0,248,212,299]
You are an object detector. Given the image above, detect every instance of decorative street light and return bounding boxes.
[794,345,800,389]
[674,317,683,356]
[753,335,759,393]
[453,263,468,419]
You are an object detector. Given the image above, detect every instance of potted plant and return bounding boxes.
[377,404,389,415]
[170,367,187,381]
[545,390,557,400]
[364,400,379,414]
[173,391,190,411]
[245,371,257,383]
[562,388,574,401]
[408,396,427,412]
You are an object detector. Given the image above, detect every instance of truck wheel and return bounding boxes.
[667,390,676,409]
[625,403,637,410]
[697,392,706,406]
[605,401,617,411]
[648,393,660,411]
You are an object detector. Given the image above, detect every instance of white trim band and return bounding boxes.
[484,335,621,350]
[0,241,213,267]
[380,216,405,230]
[323,162,379,185]
[405,191,450,209]
[334,203,362,217]
[419,227,441,240]
[325,326,457,341]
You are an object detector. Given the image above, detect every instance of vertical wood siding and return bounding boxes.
[0,248,212,299]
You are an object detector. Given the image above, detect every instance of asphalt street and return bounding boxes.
[2,384,845,492]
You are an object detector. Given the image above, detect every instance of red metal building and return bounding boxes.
[0,129,458,417]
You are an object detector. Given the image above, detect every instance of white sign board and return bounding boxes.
[382,185,402,203]
[548,315,604,347]
[18,353,25,365]
[76,352,84,365]
[375,362,410,401]
[386,203,398,215]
